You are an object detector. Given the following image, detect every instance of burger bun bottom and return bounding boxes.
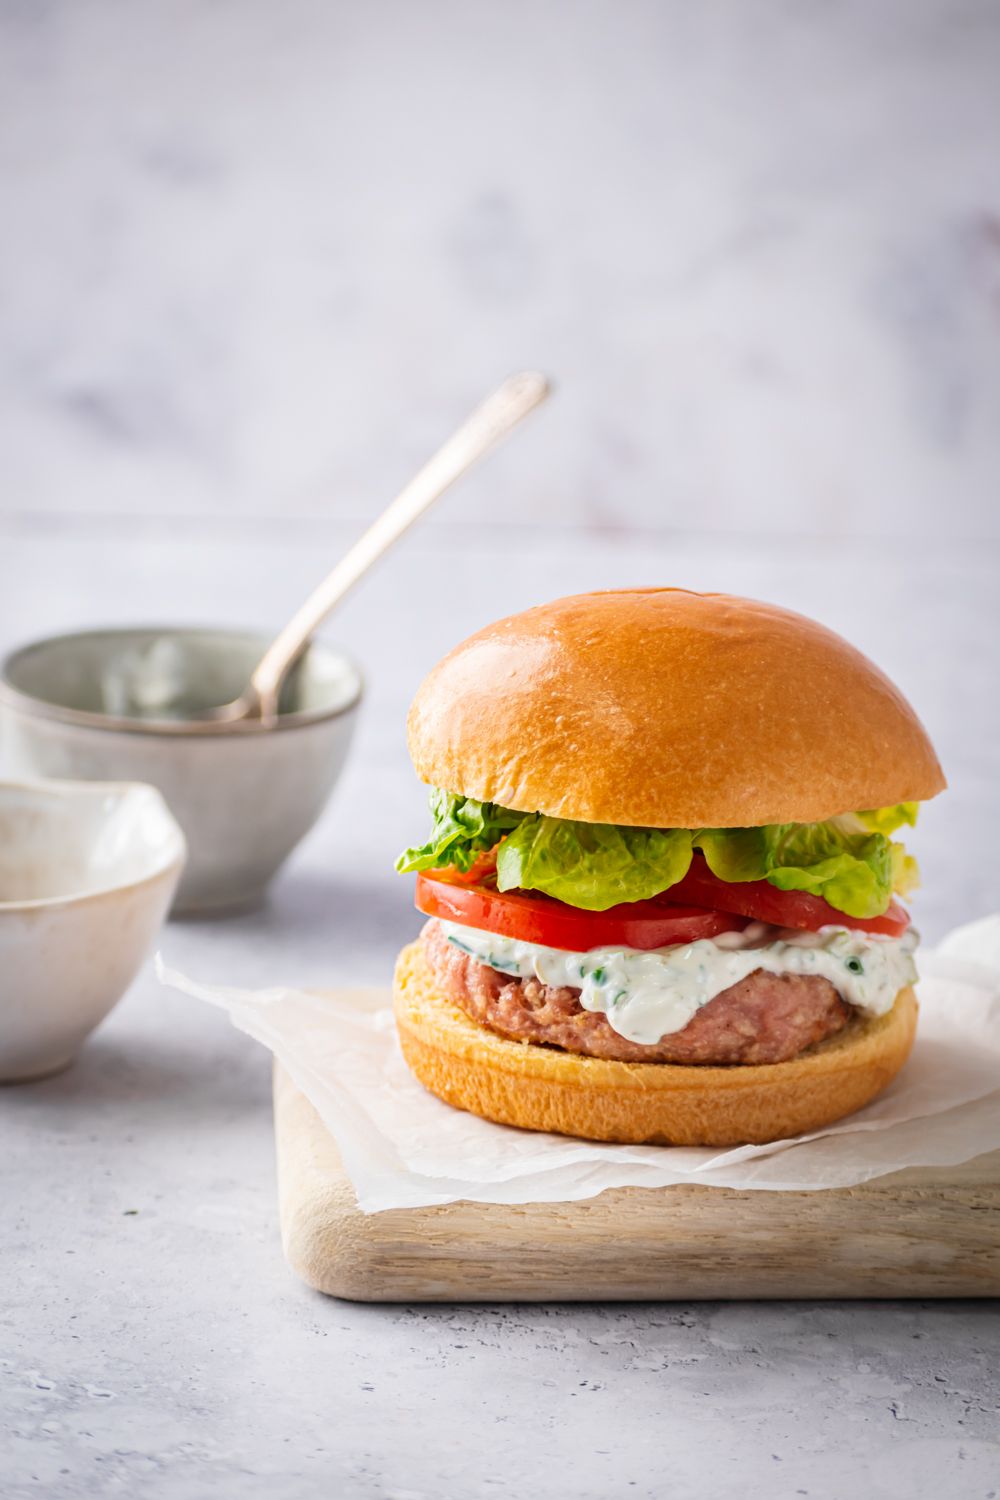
[392,939,918,1147]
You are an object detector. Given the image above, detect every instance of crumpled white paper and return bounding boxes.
[156,915,1000,1212]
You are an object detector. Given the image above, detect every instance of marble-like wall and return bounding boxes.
[1,0,998,539]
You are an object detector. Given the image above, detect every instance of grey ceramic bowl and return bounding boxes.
[0,628,363,915]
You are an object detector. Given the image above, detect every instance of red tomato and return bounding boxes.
[415,873,748,952]
[426,850,498,886]
[663,855,911,937]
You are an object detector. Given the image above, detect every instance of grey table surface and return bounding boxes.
[3,520,999,1500]
[4,1,1000,1493]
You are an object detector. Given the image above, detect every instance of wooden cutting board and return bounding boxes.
[273,1064,1000,1302]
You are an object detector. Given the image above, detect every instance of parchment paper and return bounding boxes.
[157,915,1000,1212]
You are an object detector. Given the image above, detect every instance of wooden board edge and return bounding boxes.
[273,1063,1000,1302]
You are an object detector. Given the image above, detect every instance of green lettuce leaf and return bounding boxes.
[496,818,693,911]
[394,789,526,874]
[890,841,921,898]
[855,803,919,836]
[690,827,768,884]
[696,823,899,918]
[397,789,920,918]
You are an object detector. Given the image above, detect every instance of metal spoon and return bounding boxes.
[198,370,550,725]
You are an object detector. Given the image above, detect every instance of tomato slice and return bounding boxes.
[426,850,499,886]
[663,855,911,937]
[415,873,749,952]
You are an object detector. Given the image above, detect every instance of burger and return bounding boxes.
[392,588,945,1146]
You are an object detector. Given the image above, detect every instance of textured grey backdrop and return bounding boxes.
[2,0,999,538]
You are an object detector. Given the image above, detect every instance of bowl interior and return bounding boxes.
[0,782,185,904]
[1,628,362,724]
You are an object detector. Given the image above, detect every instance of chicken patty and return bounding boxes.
[421,919,851,1065]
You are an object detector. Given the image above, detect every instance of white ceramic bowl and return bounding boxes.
[0,779,186,1081]
[0,628,363,914]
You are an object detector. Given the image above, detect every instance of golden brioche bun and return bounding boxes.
[393,939,918,1147]
[406,588,945,827]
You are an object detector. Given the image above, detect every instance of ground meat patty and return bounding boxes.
[421,919,852,1065]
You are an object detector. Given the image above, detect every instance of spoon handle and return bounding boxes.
[250,370,551,720]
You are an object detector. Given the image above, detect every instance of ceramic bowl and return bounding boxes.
[0,628,363,915]
[0,779,186,1081]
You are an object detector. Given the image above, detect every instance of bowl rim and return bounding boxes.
[0,625,365,738]
[0,777,187,912]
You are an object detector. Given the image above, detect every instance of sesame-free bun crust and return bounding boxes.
[393,940,918,1146]
[406,589,945,827]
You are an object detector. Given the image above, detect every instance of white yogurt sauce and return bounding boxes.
[440,919,919,1047]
